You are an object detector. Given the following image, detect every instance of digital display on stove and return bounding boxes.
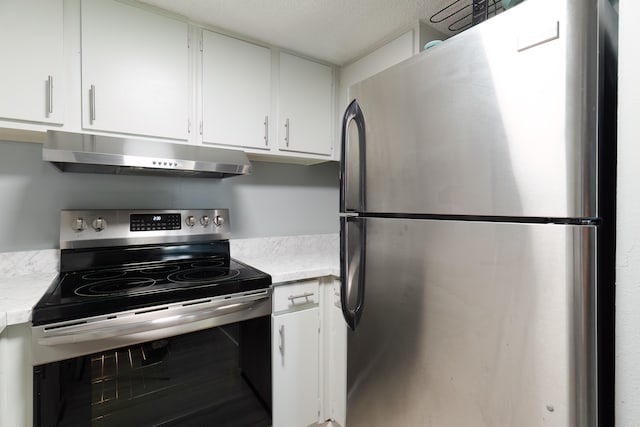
[130,214,181,231]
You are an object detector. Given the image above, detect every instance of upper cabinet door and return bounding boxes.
[278,53,333,156]
[202,31,271,150]
[81,0,189,140]
[0,0,64,125]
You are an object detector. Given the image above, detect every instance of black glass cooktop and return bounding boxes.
[32,256,271,326]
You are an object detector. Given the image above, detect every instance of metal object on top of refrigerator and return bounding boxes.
[339,0,617,426]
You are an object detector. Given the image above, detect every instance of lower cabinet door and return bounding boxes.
[272,307,319,427]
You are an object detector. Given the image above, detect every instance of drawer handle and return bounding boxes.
[287,292,314,302]
[284,118,290,147]
[279,325,285,357]
[90,84,96,123]
[47,75,53,115]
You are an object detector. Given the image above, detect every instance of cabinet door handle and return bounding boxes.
[287,292,314,302]
[279,324,285,356]
[90,85,96,123]
[264,116,269,146]
[284,118,290,147]
[47,75,53,116]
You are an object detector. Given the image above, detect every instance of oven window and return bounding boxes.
[34,317,271,427]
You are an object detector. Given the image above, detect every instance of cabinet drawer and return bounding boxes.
[273,280,319,313]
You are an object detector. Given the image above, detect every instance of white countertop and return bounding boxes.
[231,234,339,284]
[0,272,58,333]
[0,234,339,334]
[238,254,339,285]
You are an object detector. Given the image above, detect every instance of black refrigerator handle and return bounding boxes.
[340,216,366,331]
[340,99,366,213]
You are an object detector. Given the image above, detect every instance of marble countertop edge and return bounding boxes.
[0,272,58,334]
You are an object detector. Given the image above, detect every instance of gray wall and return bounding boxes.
[0,140,339,251]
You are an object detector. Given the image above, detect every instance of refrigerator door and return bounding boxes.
[343,0,599,218]
[342,217,596,426]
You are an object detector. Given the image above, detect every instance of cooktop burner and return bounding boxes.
[75,277,157,297]
[167,267,240,284]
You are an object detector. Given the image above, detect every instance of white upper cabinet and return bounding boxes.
[0,0,64,125]
[278,52,334,156]
[202,31,271,150]
[81,0,190,140]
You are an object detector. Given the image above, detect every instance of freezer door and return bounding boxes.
[344,0,599,218]
[342,217,596,427]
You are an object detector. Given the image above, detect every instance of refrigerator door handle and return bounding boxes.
[340,99,366,213]
[340,216,366,330]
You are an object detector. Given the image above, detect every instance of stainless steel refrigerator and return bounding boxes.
[338,0,617,426]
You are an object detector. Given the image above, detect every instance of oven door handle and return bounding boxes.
[37,293,270,346]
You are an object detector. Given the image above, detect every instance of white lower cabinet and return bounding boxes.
[272,280,320,427]
[273,308,320,427]
[272,278,347,427]
[324,279,347,426]
[0,324,33,427]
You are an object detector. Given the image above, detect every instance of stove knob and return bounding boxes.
[92,217,107,232]
[213,215,225,227]
[72,217,87,232]
[200,215,211,226]
[185,216,196,227]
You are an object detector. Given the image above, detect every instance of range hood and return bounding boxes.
[43,131,252,178]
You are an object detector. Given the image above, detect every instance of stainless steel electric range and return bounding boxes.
[32,209,272,427]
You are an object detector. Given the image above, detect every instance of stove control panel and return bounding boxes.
[130,213,181,232]
[60,209,231,249]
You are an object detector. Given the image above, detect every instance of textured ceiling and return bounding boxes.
[138,0,504,65]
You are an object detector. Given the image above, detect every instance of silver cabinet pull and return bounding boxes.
[287,291,315,302]
[279,324,285,356]
[264,116,269,146]
[47,75,53,116]
[284,118,290,147]
[89,85,96,123]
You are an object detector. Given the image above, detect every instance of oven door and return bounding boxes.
[33,291,272,427]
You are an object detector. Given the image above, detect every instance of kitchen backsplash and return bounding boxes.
[0,140,339,252]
